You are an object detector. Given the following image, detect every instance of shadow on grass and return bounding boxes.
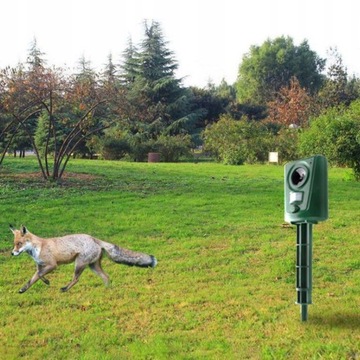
[310,313,360,329]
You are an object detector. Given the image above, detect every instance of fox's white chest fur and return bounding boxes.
[26,245,43,265]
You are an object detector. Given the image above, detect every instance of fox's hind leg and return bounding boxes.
[89,258,110,286]
[40,276,50,285]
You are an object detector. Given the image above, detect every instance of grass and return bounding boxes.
[0,157,359,359]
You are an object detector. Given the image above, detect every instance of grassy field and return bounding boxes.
[0,157,359,359]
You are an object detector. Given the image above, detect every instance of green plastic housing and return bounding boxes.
[284,155,328,224]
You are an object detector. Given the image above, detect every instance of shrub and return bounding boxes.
[299,101,360,179]
[127,139,153,162]
[274,128,300,163]
[202,115,271,165]
[125,134,192,162]
[100,138,130,160]
[154,134,192,162]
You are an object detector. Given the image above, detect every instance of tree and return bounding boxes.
[0,63,45,169]
[0,39,46,161]
[118,20,199,158]
[189,83,231,125]
[236,36,325,105]
[42,56,111,178]
[266,77,316,128]
[130,20,190,134]
[119,37,139,86]
[0,48,117,180]
[102,53,118,86]
[139,20,178,83]
[318,47,359,109]
[27,37,46,69]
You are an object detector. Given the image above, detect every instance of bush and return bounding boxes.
[128,140,153,162]
[126,134,192,162]
[274,128,300,163]
[202,115,272,165]
[299,101,360,179]
[100,138,130,160]
[153,134,192,162]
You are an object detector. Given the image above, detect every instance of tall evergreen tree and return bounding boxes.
[139,20,178,83]
[102,53,117,84]
[318,47,358,108]
[7,39,46,158]
[27,37,46,70]
[122,20,198,137]
[119,37,139,86]
[73,56,99,107]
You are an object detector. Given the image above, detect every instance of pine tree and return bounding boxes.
[103,53,117,84]
[27,37,46,70]
[73,56,99,107]
[139,20,178,83]
[123,20,197,137]
[119,37,139,86]
[9,39,46,158]
[318,47,355,108]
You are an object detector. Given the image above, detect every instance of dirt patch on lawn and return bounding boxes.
[0,171,98,181]
[0,171,103,190]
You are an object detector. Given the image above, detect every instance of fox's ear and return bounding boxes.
[9,224,15,233]
[20,225,27,236]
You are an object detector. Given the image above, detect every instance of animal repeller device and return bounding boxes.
[284,155,328,321]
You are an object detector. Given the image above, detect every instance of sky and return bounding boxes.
[1,0,360,87]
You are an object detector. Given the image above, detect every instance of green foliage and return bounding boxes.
[299,100,360,179]
[128,139,152,162]
[99,138,130,160]
[139,20,178,82]
[153,134,192,162]
[34,112,62,157]
[236,36,325,104]
[273,128,300,163]
[95,126,130,160]
[124,133,192,162]
[119,38,138,86]
[318,47,359,108]
[26,37,46,70]
[203,115,272,164]
[189,80,237,132]
[0,158,359,359]
[5,127,32,156]
[34,113,49,156]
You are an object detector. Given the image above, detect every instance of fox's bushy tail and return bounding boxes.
[96,240,157,268]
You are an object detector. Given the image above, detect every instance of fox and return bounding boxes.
[10,225,157,293]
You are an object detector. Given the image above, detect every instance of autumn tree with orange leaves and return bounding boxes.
[266,77,316,128]
[0,41,123,180]
[0,63,45,168]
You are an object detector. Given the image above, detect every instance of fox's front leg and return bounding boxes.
[37,265,50,285]
[19,265,56,293]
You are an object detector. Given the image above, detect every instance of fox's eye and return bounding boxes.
[17,242,22,247]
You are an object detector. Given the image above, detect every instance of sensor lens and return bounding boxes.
[291,167,307,186]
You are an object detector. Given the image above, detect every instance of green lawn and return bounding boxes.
[0,157,359,359]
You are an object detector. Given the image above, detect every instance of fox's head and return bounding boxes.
[10,225,32,256]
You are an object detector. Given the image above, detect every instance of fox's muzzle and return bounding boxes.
[12,250,20,256]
